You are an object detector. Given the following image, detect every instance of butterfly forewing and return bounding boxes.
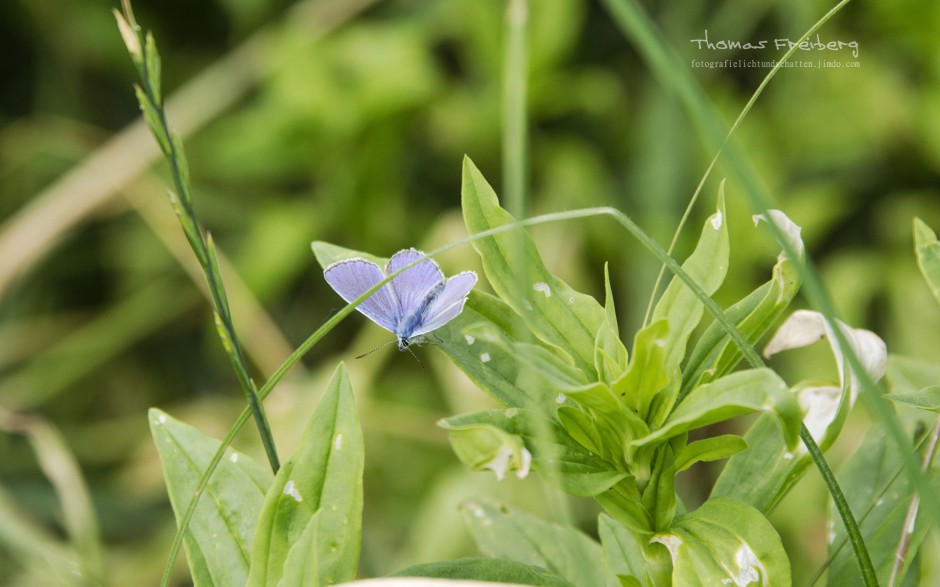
[324,258,399,332]
[385,249,445,318]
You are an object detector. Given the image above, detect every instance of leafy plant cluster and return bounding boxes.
[109,1,940,586]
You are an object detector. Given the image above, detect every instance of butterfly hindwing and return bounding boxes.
[411,271,478,337]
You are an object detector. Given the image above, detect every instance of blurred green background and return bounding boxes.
[1,0,939,584]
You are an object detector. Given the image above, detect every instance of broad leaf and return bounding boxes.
[392,557,577,586]
[827,426,937,587]
[461,156,606,377]
[462,500,606,587]
[436,297,566,413]
[150,409,272,587]
[652,497,790,587]
[599,515,652,587]
[247,363,363,587]
[710,414,810,514]
[631,369,801,452]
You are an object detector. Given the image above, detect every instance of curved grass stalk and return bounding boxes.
[641,0,855,328]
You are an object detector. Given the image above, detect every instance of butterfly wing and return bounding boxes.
[324,258,399,333]
[411,271,478,337]
[386,248,445,318]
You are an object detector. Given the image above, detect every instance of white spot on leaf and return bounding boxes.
[465,334,475,345]
[157,413,167,424]
[556,393,566,404]
[533,282,551,297]
[480,353,491,363]
[334,434,343,450]
[283,480,303,502]
[711,209,723,230]
[230,453,238,463]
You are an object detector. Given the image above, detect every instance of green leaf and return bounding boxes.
[440,409,627,497]
[277,512,320,587]
[311,241,386,269]
[392,557,577,586]
[710,414,811,514]
[595,264,630,384]
[827,426,939,587]
[643,446,677,531]
[595,479,654,534]
[135,85,171,154]
[675,435,747,473]
[435,300,562,413]
[462,500,607,587]
[649,188,729,376]
[149,409,272,587]
[887,355,940,396]
[247,363,363,587]
[599,515,650,587]
[914,218,940,306]
[144,32,162,105]
[886,386,940,412]
[681,242,801,398]
[631,369,801,453]
[652,497,790,587]
[613,320,669,420]
[462,156,606,376]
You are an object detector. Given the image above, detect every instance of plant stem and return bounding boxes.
[502,0,528,222]
[121,1,280,473]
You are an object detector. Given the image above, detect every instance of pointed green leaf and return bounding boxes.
[828,426,939,586]
[632,369,801,452]
[311,241,386,269]
[462,500,606,587]
[643,446,677,531]
[652,497,790,587]
[914,218,940,306]
[681,243,801,398]
[596,265,629,384]
[886,386,940,412]
[462,156,606,376]
[613,320,669,420]
[599,515,649,587]
[144,32,162,105]
[675,435,747,473]
[392,557,577,586]
[135,85,171,154]
[650,189,729,375]
[247,363,363,587]
[149,409,272,587]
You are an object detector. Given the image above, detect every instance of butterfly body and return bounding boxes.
[324,248,477,351]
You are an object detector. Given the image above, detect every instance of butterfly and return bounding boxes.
[324,248,477,352]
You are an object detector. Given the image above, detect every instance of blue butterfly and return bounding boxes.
[324,248,477,351]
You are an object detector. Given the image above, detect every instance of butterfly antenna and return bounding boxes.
[355,339,397,359]
[405,345,426,369]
